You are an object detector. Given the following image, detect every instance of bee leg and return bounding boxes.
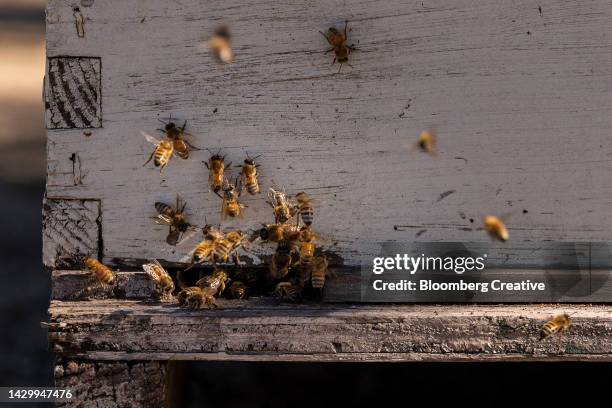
[181,120,187,132]
[204,161,210,169]
[143,151,155,167]
[331,57,337,66]
[184,140,202,150]
[325,47,334,54]
[344,21,348,39]
[338,63,343,73]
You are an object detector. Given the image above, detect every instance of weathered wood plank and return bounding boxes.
[54,360,167,407]
[42,199,101,269]
[45,57,102,129]
[47,301,612,361]
[51,270,161,300]
[44,0,612,267]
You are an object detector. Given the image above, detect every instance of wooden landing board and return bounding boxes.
[47,301,612,362]
[45,0,612,268]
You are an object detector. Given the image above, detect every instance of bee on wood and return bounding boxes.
[254,223,301,244]
[274,282,303,302]
[195,266,229,297]
[142,259,174,296]
[153,194,197,246]
[310,255,329,290]
[320,21,356,72]
[142,131,174,175]
[157,117,200,160]
[205,150,230,194]
[267,187,296,224]
[209,25,233,64]
[177,286,216,309]
[237,153,261,195]
[295,192,314,226]
[417,131,437,155]
[221,178,246,219]
[84,257,115,285]
[299,227,316,269]
[540,313,572,341]
[484,215,509,242]
[212,230,246,265]
[228,281,248,299]
[269,242,293,280]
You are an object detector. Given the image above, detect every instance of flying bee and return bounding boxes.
[221,178,246,219]
[228,281,248,299]
[483,215,509,242]
[195,266,229,297]
[417,130,437,155]
[156,117,200,160]
[177,286,216,309]
[237,153,261,195]
[269,242,293,280]
[274,282,303,302]
[212,230,246,264]
[310,255,329,291]
[209,25,233,64]
[295,192,314,226]
[540,313,572,340]
[153,194,197,246]
[320,21,356,72]
[83,257,115,285]
[142,131,174,175]
[142,259,175,296]
[205,150,230,193]
[267,187,296,224]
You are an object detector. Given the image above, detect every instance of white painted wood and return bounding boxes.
[45,0,612,267]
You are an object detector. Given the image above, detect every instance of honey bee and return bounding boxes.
[209,25,233,64]
[295,192,314,227]
[221,178,245,219]
[274,282,303,302]
[299,227,316,269]
[269,242,293,280]
[177,286,216,309]
[84,257,115,285]
[310,255,329,290]
[142,131,174,175]
[320,21,356,72]
[267,187,295,224]
[157,117,200,160]
[195,266,229,297]
[417,131,437,155]
[484,215,509,242]
[237,153,261,195]
[205,150,230,194]
[255,223,301,243]
[142,259,174,296]
[228,281,248,299]
[212,230,246,264]
[540,313,572,340]
[153,194,196,246]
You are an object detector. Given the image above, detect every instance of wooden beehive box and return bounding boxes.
[44,1,612,406]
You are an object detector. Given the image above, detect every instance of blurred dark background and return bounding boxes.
[0,1,609,407]
[0,0,52,389]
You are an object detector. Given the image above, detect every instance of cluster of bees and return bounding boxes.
[82,101,331,308]
[77,22,574,342]
[80,256,577,340]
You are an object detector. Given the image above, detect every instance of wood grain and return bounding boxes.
[54,360,166,407]
[47,300,612,362]
[42,199,101,269]
[44,0,612,268]
[45,57,102,129]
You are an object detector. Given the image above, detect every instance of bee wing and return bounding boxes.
[141,131,161,145]
[142,262,161,282]
[176,227,199,246]
[153,214,174,226]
